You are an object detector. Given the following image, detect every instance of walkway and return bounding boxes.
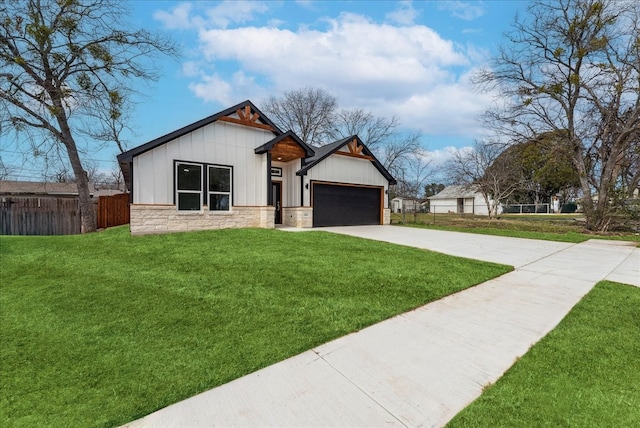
[124,227,638,427]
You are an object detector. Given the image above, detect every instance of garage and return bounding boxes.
[312,182,382,227]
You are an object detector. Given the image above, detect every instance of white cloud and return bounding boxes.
[204,1,269,29]
[386,1,419,26]
[188,73,233,105]
[427,145,473,167]
[180,61,202,78]
[196,13,468,96]
[154,1,269,30]
[159,5,497,142]
[153,3,194,30]
[438,1,485,21]
[188,71,266,106]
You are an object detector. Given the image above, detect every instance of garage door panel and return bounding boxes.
[313,183,381,227]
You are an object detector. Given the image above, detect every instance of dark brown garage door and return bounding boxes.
[312,183,381,227]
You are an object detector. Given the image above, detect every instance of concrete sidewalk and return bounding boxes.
[124,228,638,427]
[322,226,639,287]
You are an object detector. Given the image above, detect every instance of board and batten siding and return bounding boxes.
[133,121,273,206]
[302,154,389,206]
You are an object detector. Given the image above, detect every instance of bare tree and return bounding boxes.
[324,108,399,153]
[0,0,177,232]
[322,106,423,186]
[620,138,640,198]
[0,156,11,180]
[446,141,524,219]
[394,151,432,222]
[262,87,337,147]
[263,87,427,195]
[474,0,640,231]
[108,167,125,191]
[379,132,423,180]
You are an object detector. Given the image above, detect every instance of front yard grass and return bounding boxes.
[0,226,510,428]
[393,213,640,244]
[447,280,640,427]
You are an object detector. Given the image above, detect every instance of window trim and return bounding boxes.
[173,160,234,212]
[175,161,203,211]
[208,165,232,212]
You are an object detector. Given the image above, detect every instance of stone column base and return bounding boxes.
[383,208,391,225]
[281,207,313,228]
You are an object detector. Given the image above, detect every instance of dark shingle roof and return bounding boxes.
[255,130,315,157]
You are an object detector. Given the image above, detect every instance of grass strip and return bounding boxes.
[392,212,640,244]
[447,281,640,427]
[0,226,510,428]
[404,223,590,243]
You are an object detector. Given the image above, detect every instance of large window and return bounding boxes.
[176,163,202,210]
[175,161,232,211]
[208,166,231,211]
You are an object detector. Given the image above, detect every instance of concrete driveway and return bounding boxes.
[124,226,639,428]
[321,225,572,268]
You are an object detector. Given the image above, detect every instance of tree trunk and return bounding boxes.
[481,193,494,219]
[55,110,96,233]
[67,141,96,233]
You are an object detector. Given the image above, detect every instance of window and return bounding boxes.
[176,163,202,210]
[209,166,231,211]
[175,161,232,211]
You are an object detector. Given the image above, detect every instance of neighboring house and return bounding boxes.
[117,100,396,235]
[391,197,422,213]
[429,185,501,216]
[0,180,125,200]
[0,180,95,198]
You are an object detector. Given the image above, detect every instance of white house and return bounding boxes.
[428,185,500,216]
[117,100,396,234]
[391,197,422,213]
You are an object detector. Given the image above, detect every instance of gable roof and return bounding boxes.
[297,136,397,185]
[429,185,481,199]
[117,100,282,186]
[255,130,315,158]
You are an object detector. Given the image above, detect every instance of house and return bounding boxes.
[428,185,500,216]
[117,100,396,235]
[391,197,422,213]
[0,180,96,198]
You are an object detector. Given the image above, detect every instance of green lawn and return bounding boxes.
[447,281,640,427]
[393,213,640,244]
[0,226,510,428]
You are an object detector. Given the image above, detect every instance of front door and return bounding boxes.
[272,181,282,224]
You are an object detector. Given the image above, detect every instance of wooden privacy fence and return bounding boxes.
[97,193,130,229]
[0,197,80,235]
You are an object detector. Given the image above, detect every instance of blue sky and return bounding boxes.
[4,0,530,181]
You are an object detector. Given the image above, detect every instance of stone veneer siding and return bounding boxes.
[383,208,391,225]
[281,207,313,228]
[129,205,275,235]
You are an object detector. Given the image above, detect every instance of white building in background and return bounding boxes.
[428,185,501,216]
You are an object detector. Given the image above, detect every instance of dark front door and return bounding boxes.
[312,183,381,227]
[272,181,282,224]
